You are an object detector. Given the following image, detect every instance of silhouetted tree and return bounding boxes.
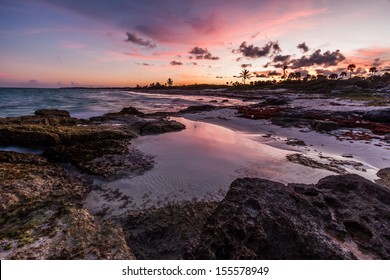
[347,64,356,78]
[340,71,347,79]
[167,78,173,86]
[328,73,338,80]
[287,72,295,80]
[238,69,251,84]
[287,72,301,80]
[369,67,378,76]
[282,65,288,80]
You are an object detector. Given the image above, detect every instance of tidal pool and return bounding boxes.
[86,118,335,214]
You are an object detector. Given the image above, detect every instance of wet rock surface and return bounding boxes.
[0,151,134,259]
[187,175,390,259]
[117,202,218,260]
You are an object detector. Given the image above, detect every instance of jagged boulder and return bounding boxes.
[188,174,390,259]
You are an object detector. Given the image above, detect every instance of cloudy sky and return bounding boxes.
[0,0,389,87]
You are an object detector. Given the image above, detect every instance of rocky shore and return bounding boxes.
[0,108,184,259]
[1,103,390,260]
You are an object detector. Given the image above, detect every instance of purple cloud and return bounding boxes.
[125,32,156,48]
[189,47,219,60]
[170,60,183,66]
[234,41,282,58]
[290,49,345,69]
[297,42,309,52]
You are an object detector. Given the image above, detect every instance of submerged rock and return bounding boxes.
[0,151,134,259]
[188,174,390,259]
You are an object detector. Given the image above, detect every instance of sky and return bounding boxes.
[0,0,389,87]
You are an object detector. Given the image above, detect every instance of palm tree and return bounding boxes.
[287,72,295,80]
[238,69,251,85]
[340,71,347,79]
[282,65,288,80]
[347,64,356,78]
[369,67,377,76]
[167,78,173,87]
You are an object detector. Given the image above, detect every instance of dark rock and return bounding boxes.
[119,202,218,260]
[311,120,340,132]
[91,107,144,121]
[286,138,306,146]
[35,109,71,117]
[0,151,134,259]
[0,124,134,147]
[188,174,390,259]
[286,153,347,174]
[342,154,354,158]
[140,120,185,135]
[178,105,216,114]
[44,140,154,178]
[363,109,390,123]
[0,113,82,126]
[118,107,144,115]
[0,125,60,146]
[262,97,290,106]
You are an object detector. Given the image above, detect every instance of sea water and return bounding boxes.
[0,88,250,119]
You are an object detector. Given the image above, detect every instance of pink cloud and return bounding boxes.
[347,47,390,66]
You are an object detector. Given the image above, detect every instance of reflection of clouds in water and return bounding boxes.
[86,118,333,215]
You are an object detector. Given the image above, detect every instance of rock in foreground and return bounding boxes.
[188,174,390,259]
[0,151,134,259]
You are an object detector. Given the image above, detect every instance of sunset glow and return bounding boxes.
[1,0,389,87]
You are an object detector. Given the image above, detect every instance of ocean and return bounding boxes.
[0,88,248,119]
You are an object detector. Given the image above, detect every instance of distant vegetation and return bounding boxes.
[137,70,390,94]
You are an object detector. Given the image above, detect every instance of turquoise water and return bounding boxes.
[0,88,248,119]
